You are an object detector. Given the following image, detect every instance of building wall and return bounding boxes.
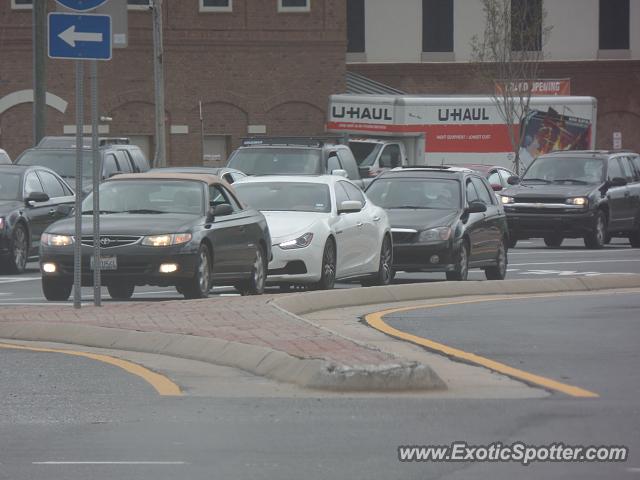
[352,0,640,62]
[0,0,346,164]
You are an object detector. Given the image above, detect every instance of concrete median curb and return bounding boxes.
[0,321,444,392]
[273,275,640,316]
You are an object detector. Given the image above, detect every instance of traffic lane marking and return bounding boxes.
[32,461,186,465]
[510,259,640,266]
[510,248,633,255]
[0,342,181,396]
[364,293,613,398]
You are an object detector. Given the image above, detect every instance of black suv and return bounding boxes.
[227,137,364,188]
[15,137,150,194]
[365,167,509,281]
[500,150,640,249]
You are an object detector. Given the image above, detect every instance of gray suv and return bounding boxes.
[227,137,364,188]
[15,137,150,194]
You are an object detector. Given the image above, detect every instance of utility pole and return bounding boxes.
[152,0,166,167]
[33,0,47,146]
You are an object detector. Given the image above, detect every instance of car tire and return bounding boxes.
[181,244,211,299]
[3,223,28,274]
[446,241,469,281]
[107,283,135,300]
[508,236,518,249]
[361,235,393,287]
[543,235,563,247]
[604,233,612,245]
[584,210,606,249]
[484,240,508,280]
[236,245,267,296]
[312,239,336,290]
[42,277,72,301]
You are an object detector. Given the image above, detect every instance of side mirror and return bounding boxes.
[331,169,348,178]
[491,183,503,192]
[25,191,49,205]
[213,203,234,217]
[466,201,487,214]
[507,175,520,185]
[609,176,628,187]
[338,200,362,214]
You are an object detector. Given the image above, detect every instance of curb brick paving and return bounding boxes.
[0,295,396,368]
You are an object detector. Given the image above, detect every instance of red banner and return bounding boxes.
[495,79,571,96]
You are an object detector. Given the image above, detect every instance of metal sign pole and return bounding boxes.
[91,60,101,306]
[73,60,84,309]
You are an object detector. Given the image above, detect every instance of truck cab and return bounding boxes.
[349,138,407,179]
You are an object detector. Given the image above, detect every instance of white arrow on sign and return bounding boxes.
[58,25,103,47]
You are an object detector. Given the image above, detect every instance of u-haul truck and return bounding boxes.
[326,94,597,169]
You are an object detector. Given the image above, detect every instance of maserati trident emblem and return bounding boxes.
[99,237,111,247]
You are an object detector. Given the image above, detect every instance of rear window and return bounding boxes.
[227,148,322,175]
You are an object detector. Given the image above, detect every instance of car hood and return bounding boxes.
[45,213,200,236]
[0,200,23,214]
[262,211,326,242]
[386,209,459,230]
[502,183,597,199]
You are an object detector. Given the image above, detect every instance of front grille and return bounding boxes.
[512,206,567,214]
[515,197,565,204]
[81,235,142,248]
[392,231,416,243]
[269,260,307,275]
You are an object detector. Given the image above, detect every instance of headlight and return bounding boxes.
[418,226,452,243]
[142,233,192,247]
[500,196,515,205]
[41,233,74,247]
[0,217,4,231]
[278,232,314,250]
[566,197,588,206]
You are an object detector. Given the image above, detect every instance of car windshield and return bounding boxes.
[0,172,21,200]
[349,142,382,167]
[234,182,331,213]
[17,150,94,179]
[82,180,204,215]
[366,178,461,210]
[522,157,604,184]
[227,148,322,175]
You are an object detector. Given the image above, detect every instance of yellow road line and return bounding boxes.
[0,342,182,396]
[362,292,625,398]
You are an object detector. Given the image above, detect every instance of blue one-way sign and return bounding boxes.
[55,0,110,11]
[49,13,112,61]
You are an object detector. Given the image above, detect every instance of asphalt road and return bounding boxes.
[1,238,638,305]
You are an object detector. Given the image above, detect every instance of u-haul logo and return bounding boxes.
[331,105,393,122]
[437,107,490,122]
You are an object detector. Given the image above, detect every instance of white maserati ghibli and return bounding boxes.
[233,175,393,290]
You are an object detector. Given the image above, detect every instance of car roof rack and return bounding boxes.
[240,136,347,148]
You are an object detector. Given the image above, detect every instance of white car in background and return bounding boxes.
[234,175,393,290]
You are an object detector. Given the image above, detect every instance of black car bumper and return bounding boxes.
[40,244,199,287]
[392,241,456,272]
[505,209,597,238]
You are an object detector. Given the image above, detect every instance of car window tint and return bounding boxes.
[210,184,239,211]
[327,155,341,172]
[607,158,624,180]
[471,176,495,205]
[334,181,349,209]
[115,151,133,173]
[379,145,401,168]
[630,156,640,180]
[465,179,480,204]
[24,172,44,196]
[37,170,65,198]
[620,157,635,181]
[103,154,119,178]
[221,185,243,210]
[337,149,360,179]
[341,180,365,204]
[130,148,149,172]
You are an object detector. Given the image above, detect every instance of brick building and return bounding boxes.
[1,0,639,166]
[0,0,346,164]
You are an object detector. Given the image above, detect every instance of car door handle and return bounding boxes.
[48,208,57,216]
[624,191,630,197]
[356,222,364,228]
[373,216,381,222]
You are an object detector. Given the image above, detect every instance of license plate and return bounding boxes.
[90,255,117,270]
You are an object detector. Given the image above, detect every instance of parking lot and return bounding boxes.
[1,237,637,305]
